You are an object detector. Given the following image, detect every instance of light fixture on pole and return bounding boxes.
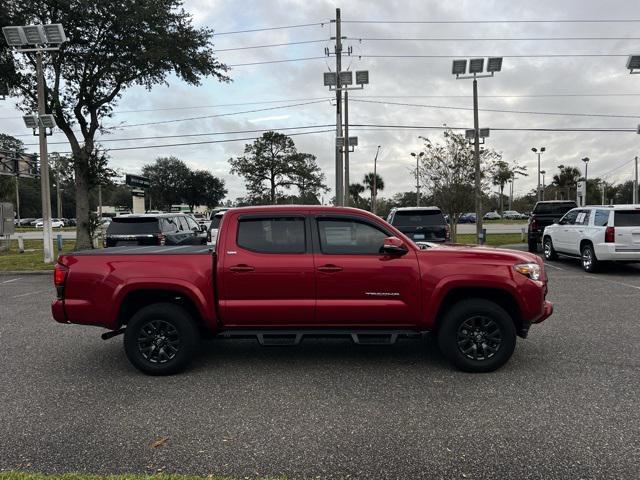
[452,56,503,245]
[531,147,546,202]
[626,54,640,74]
[3,23,67,264]
[323,61,370,206]
[410,151,424,207]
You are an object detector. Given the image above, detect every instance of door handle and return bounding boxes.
[318,264,343,273]
[230,264,255,272]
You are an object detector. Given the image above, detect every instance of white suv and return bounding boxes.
[542,205,640,272]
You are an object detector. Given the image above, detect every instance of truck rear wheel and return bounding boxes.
[124,303,199,375]
[437,299,516,373]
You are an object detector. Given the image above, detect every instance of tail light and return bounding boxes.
[54,263,69,299]
[445,224,451,241]
[157,233,166,246]
[529,217,539,231]
[207,229,211,243]
[605,226,615,243]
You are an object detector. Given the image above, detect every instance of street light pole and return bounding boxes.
[36,50,54,263]
[472,78,483,243]
[532,147,545,202]
[582,157,590,205]
[540,170,546,201]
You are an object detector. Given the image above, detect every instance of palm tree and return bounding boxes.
[552,165,581,200]
[348,183,365,207]
[363,173,384,212]
[491,160,527,214]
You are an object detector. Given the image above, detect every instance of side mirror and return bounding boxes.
[380,236,408,255]
[200,224,208,232]
[553,218,561,224]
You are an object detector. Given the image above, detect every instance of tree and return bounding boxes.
[416,129,498,241]
[552,165,582,200]
[230,132,321,204]
[363,172,384,212]
[2,0,230,248]
[289,153,327,204]
[184,170,227,211]
[348,183,367,209]
[142,157,191,210]
[0,133,27,202]
[491,160,527,214]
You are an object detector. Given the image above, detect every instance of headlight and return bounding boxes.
[514,263,541,281]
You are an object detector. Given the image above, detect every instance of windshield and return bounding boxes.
[533,202,577,215]
[392,210,445,226]
[107,217,159,234]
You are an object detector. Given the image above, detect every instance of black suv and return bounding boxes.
[387,207,450,243]
[105,213,207,247]
[527,200,577,252]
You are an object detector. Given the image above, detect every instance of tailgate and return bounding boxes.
[614,210,640,251]
[399,226,447,242]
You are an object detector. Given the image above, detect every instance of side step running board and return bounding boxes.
[218,329,423,346]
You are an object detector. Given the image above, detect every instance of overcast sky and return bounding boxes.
[2,0,640,203]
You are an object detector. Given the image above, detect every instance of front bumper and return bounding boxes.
[533,300,553,324]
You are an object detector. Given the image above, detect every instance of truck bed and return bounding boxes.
[70,245,213,256]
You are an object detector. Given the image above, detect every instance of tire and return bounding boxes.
[581,243,599,273]
[124,303,200,375]
[543,236,558,261]
[437,299,516,373]
[527,239,538,253]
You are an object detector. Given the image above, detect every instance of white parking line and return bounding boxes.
[585,277,640,291]
[544,263,565,271]
[1,278,19,284]
[12,289,50,299]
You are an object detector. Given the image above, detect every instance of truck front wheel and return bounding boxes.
[437,299,516,373]
[124,303,200,375]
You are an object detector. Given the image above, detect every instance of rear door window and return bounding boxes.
[237,217,306,253]
[176,216,190,231]
[594,210,610,227]
[107,218,159,234]
[391,210,445,226]
[575,210,590,226]
[614,210,640,227]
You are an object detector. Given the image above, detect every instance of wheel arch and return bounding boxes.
[117,289,205,330]
[434,287,526,337]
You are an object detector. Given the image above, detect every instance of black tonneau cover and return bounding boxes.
[70,245,214,256]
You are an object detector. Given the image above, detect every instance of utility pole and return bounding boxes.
[472,78,483,243]
[37,51,54,263]
[601,181,606,205]
[14,175,20,224]
[56,176,62,218]
[508,179,513,211]
[333,8,343,206]
[98,184,103,218]
[416,153,421,207]
[343,89,349,205]
[633,155,638,203]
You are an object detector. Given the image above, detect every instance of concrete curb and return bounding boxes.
[0,270,52,276]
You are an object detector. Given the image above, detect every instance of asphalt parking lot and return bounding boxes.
[1,257,639,479]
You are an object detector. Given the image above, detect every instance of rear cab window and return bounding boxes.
[614,210,640,227]
[107,217,160,235]
[533,202,577,215]
[390,210,445,226]
[236,217,306,253]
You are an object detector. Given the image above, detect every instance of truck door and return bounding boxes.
[218,213,316,327]
[312,215,421,327]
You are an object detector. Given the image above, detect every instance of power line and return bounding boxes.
[349,98,640,120]
[342,19,640,24]
[24,124,334,146]
[215,39,327,52]
[600,157,637,178]
[213,22,328,36]
[8,100,329,137]
[347,36,640,42]
[350,124,636,133]
[228,56,325,67]
[53,128,335,154]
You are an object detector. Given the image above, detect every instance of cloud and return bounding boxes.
[1,0,640,204]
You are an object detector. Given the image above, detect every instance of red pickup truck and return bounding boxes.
[52,206,552,375]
